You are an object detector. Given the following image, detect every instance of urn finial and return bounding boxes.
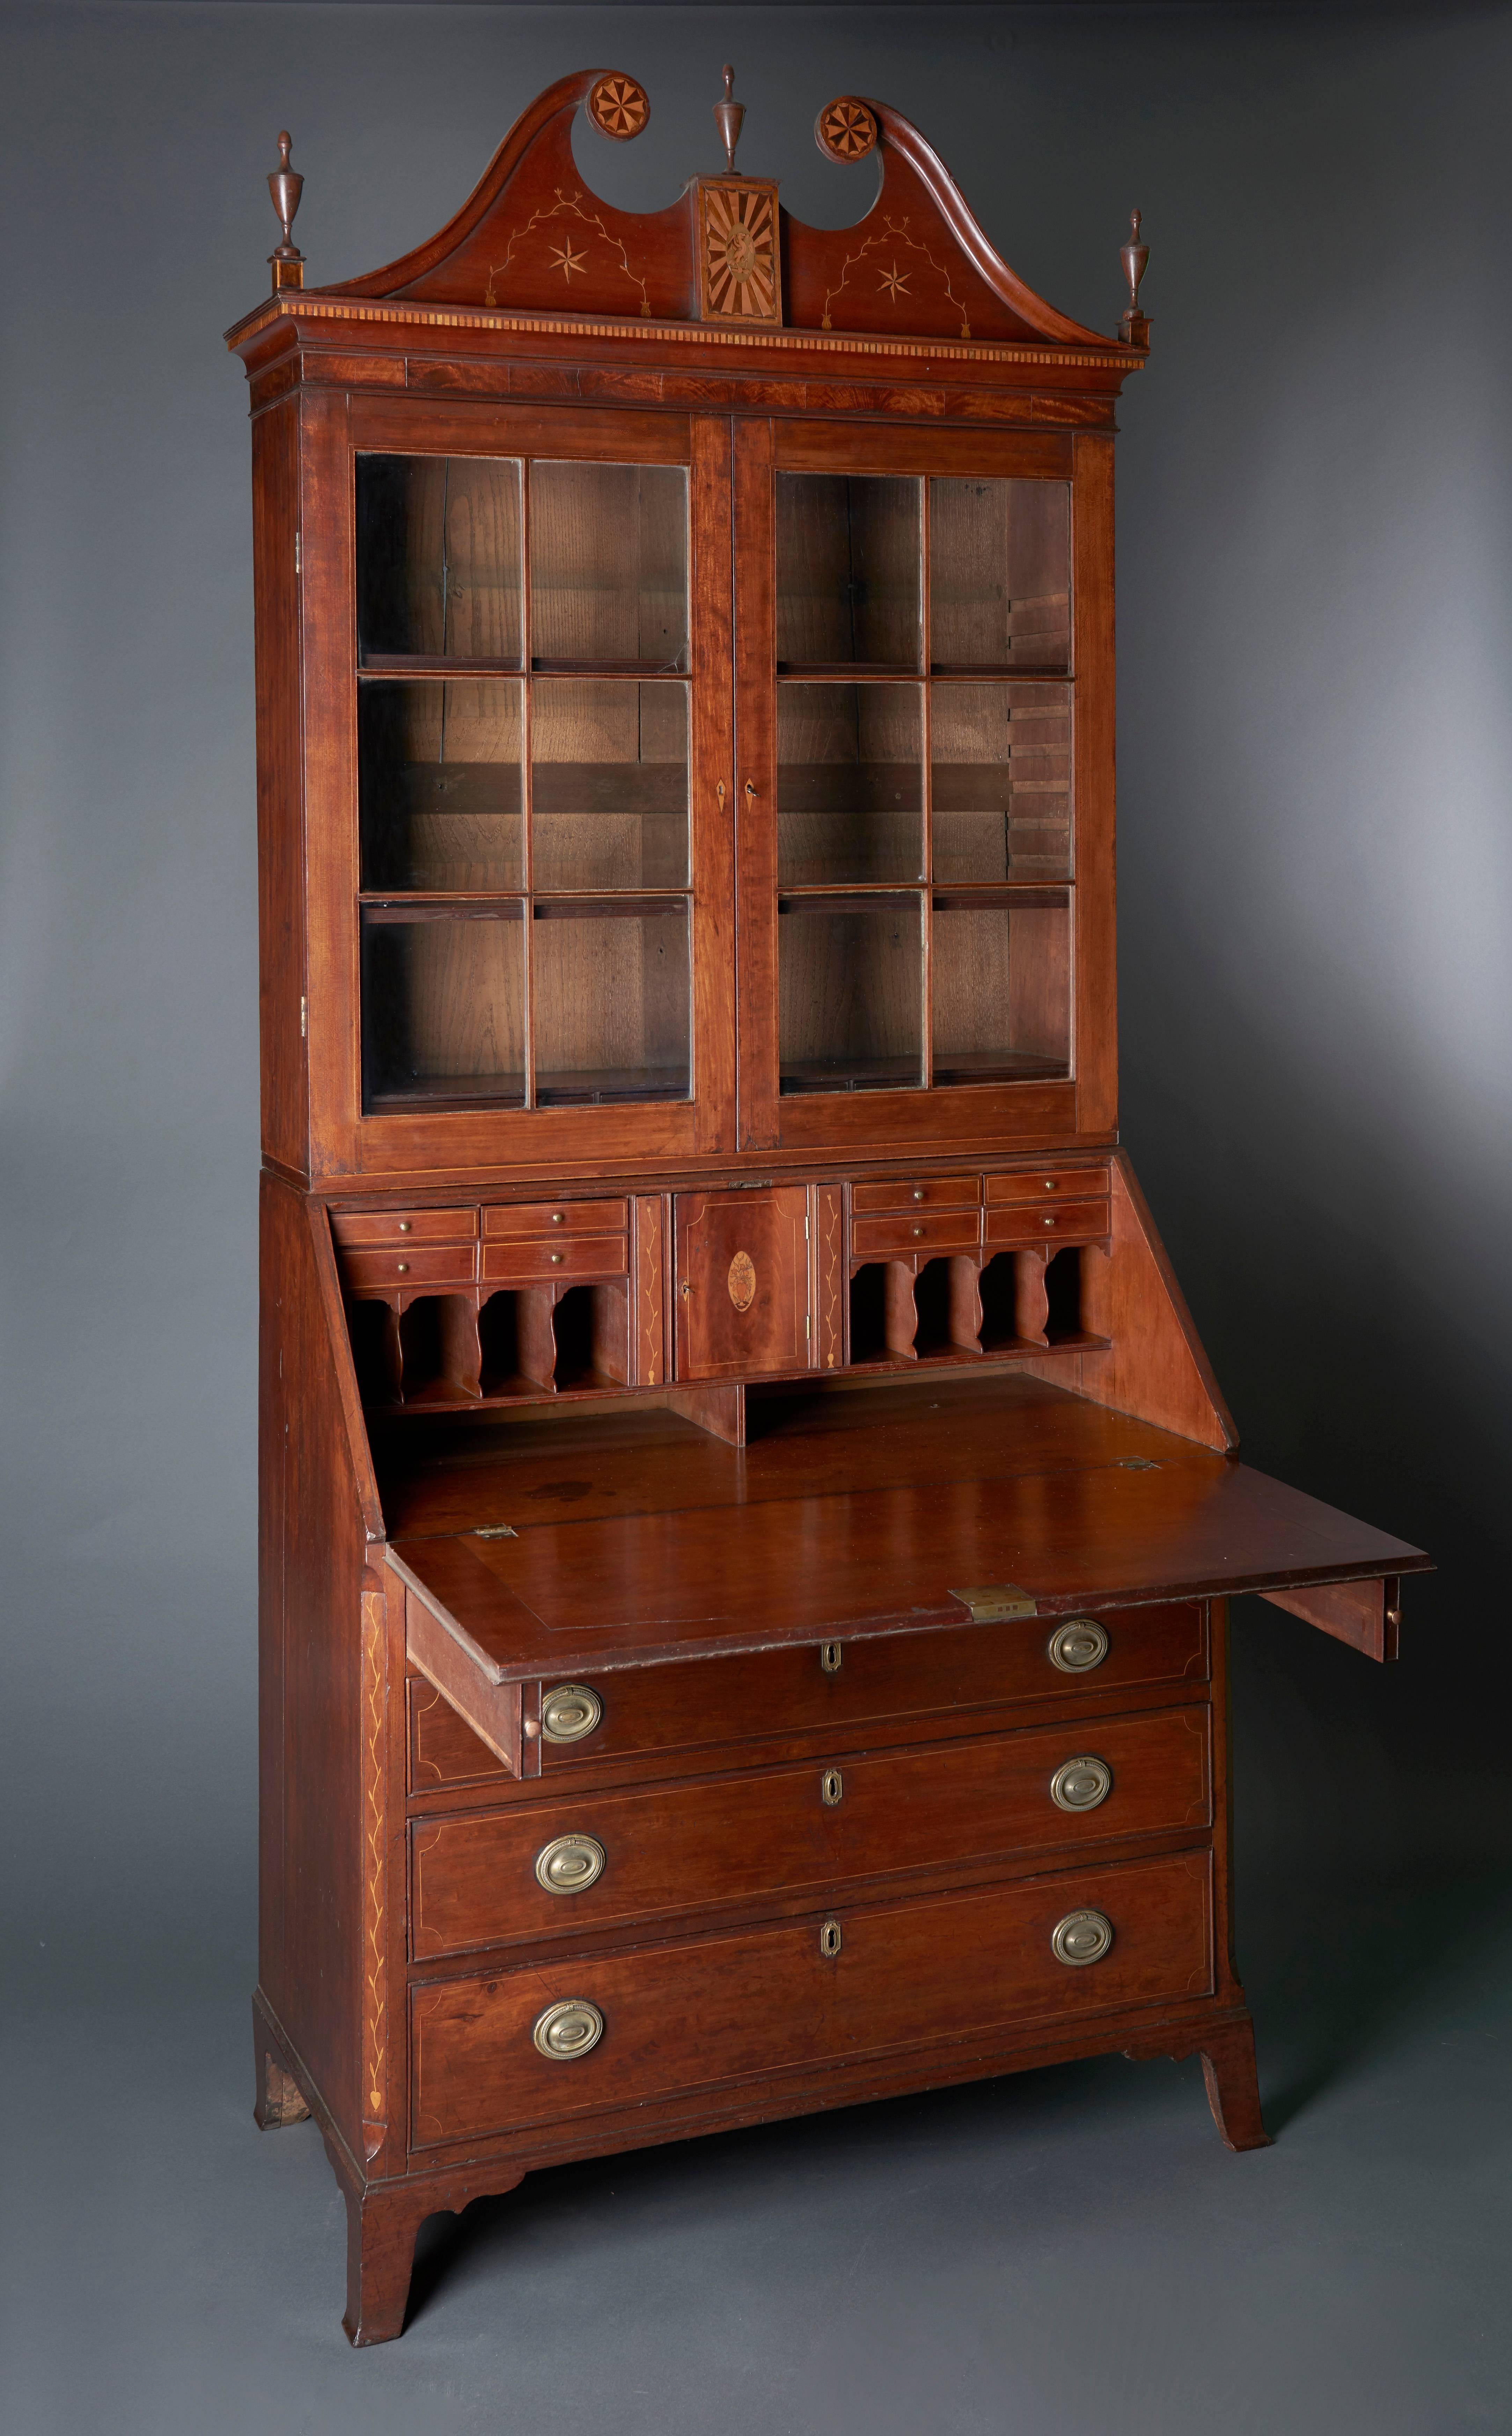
[1118,208,1149,345]
[267,130,305,292]
[713,65,745,174]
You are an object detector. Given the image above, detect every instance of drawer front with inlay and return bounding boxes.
[985,1167,1111,1207]
[984,1200,1110,1249]
[484,1199,630,1241]
[851,1210,982,1259]
[409,1848,1215,2148]
[851,1176,980,1216]
[342,1244,479,1291]
[409,1705,1211,1958]
[331,1208,479,1248]
[406,1604,1210,1792]
[481,1235,629,1285]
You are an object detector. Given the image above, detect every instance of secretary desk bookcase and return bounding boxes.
[229,70,1428,2344]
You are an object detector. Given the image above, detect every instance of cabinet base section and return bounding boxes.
[253,1981,1267,2346]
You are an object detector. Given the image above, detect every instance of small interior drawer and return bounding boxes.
[481,1235,629,1285]
[984,1200,1111,1249]
[851,1210,982,1259]
[484,1199,629,1240]
[851,1175,980,1216]
[985,1168,1111,1206]
[331,1208,478,1248]
[341,1244,478,1291]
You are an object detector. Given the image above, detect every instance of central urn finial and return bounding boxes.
[713,64,745,174]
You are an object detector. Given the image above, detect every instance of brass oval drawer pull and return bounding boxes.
[532,1998,604,2060]
[535,1833,607,1895]
[1050,1756,1113,1813]
[819,1917,843,1959]
[541,1683,603,1743]
[1051,1908,1113,1967]
[1047,1618,1109,1674]
[820,1766,844,1806]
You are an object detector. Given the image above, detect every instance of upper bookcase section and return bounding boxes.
[229,66,1152,380]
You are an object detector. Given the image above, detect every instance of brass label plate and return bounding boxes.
[949,1582,1037,1622]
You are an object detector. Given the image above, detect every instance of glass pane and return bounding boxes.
[777,684,923,885]
[778,894,923,1094]
[930,893,1071,1084]
[529,462,688,670]
[356,455,522,666]
[531,681,689,891]
[776,475,921,671]
[359,681,522,890]
[929,478,1070,672]
[532,900,690,1104]
[361,907,526,1111]
[930,684,1072,883]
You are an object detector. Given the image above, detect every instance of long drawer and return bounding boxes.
[410,1705,1211,1959]
[410,1848,1214,2149]
[407,1601,1210,1792]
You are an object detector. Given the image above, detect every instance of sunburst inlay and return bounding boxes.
[698,180,781,324]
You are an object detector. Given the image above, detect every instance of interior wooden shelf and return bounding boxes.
[777,661,922,679]
[779,1056,923,1095]
[358,656,688,678]
[929,662,1073,679]
[534,1065,690,1106]
[931,1052,1071,1084]
[359,654,524,676]
[366,1075,527,1112]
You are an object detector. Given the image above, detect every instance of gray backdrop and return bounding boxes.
[4,5,1509,2430]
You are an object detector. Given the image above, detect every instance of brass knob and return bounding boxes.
[1043,1216,1056,1229]
[819,1918,843,1959]
[535,1833,607,1895]
[551,1212,564,1224]
[912,1226,924,1238]
[1051,1908,1113,1967]
[532,1998,604,2060]
[911,1188,925,1202]
[1048,1619,1109,1674]
[396,1261,409,1274]
[821,1766,843,1806]
[541,1683,603,1743]
[1050,1755,1113,1813]
[1042,1180,1057,1193]
[398,1220,412,1231]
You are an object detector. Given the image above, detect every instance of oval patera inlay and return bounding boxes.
[728,1250,757,1312]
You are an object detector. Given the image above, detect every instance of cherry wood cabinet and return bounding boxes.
[232,68,1427,2343]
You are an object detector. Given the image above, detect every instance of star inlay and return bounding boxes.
[876,262,912,300]
[549,241,589,281]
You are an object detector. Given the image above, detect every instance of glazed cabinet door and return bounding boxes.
[300,397,736,1180]
[732,419,1114,1158]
